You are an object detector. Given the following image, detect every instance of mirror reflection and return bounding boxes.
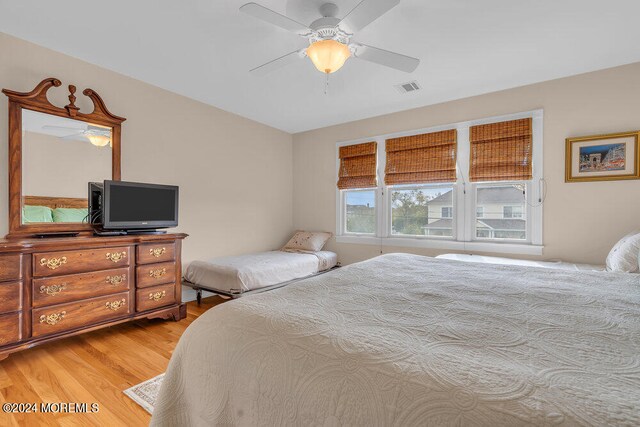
[21,109,112,224]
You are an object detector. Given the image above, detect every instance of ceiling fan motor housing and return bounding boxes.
[310,16,341,31]
[309,2,351,44]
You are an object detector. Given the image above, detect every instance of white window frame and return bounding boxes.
[335,109,544,256]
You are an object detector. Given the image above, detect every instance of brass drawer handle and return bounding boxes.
[40,311,66,325]
[39,256,67,270]
[105,298,126,311]
[149,268,167,279]
[149,247,166,258]
[149,291,166,301]
[39,283,67,296]
[106,251,127,263]
[106,274,126,285]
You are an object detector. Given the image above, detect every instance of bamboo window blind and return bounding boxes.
[384,129,457,185]
[337,142,377,189]
[469,118,533,182]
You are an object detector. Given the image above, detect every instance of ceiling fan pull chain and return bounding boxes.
[325,73,329,95]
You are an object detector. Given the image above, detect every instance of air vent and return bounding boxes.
[395,81,421,94]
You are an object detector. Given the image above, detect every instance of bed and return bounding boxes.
[436,253,605,271]
[152,253,640,426]
[183,250,338,300]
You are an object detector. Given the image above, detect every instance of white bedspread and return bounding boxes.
[152,253,640,426]
[436,253,605,271]
[184,250,337,293]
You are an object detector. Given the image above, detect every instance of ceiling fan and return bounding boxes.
[42,124,112,147]
[240,0,420,76]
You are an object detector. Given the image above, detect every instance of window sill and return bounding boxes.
[335,235,544,256]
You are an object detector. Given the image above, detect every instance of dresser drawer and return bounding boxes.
[0,281,22,313]
[137,243,176,265]
[0,254,22,282]
[33,267,131,308]
[32,292,131,338]
[33,247,131,277]
[0,312,22,346]
[136,262,176,288]
[136,283,176,312]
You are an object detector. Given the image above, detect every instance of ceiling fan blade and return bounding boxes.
[250,50,303,76]
[42,125,86,131]
[240,3,311,35]
[340,0,400,33]
[61,133,87,140]
[352,44,420,73]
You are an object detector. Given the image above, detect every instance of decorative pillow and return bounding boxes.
[606,231,640,273]
[22,205,53,223]
[52,207,88,223]
[283,231,332,252]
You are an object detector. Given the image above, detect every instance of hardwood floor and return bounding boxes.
[0,296,227,426]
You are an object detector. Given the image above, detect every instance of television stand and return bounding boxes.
[93,228,167,236]
[125,230,168,235]
[93,229,127,237]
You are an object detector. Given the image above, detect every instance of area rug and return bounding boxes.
[123,373,165,414]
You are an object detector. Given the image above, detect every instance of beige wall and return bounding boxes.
[23,131,112,199]
[293,62,640,265]
[0,33,294,266]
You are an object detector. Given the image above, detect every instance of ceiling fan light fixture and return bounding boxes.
[87,134,111,147]
[306,39,351,74]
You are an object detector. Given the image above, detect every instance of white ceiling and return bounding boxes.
[2,0,640,133]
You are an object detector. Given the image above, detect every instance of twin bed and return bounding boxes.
[153,251,640,425]
[183,231,338,301]
[184,250,338,300]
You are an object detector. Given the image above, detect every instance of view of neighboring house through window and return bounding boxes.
[345,190,376,234]
[475,185,527,240]
[391,186,454,237]
[503,205,524,218]
[476,206,484,218]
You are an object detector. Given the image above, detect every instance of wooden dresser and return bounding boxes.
[0,233,187,359]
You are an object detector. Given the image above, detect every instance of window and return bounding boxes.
[391,186,454,237]
[345,190,376,234]
[336,110,543,255]
[476,185,527,241]
[469,117,532,242]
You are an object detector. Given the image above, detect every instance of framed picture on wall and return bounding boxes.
[565,131,640,182]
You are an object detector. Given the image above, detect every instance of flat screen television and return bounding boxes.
[96,180,179,231]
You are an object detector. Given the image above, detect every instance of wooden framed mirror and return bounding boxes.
[2,78,126,238]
